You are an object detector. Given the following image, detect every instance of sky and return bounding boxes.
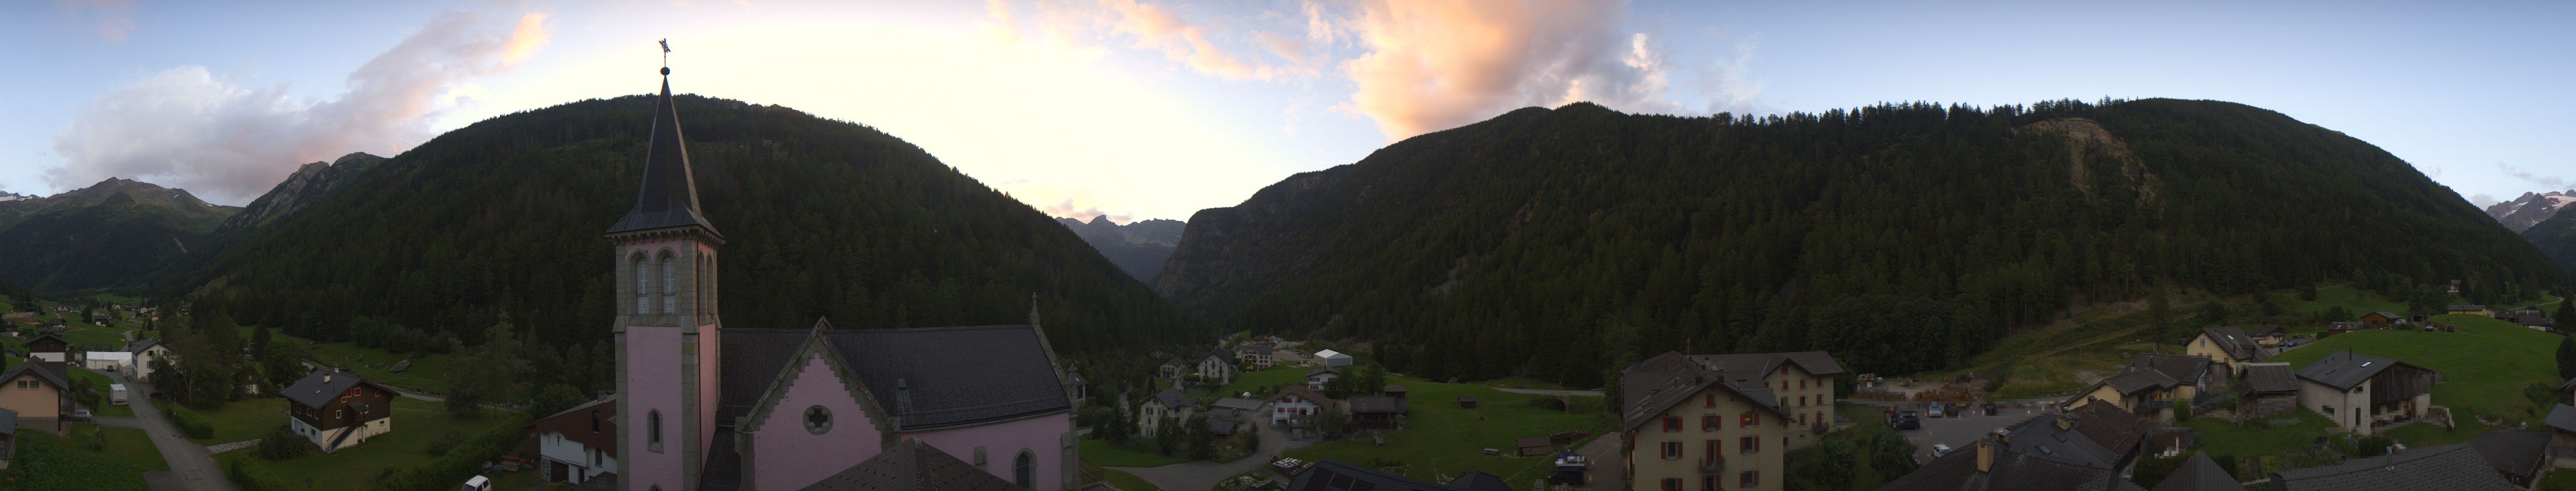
[1,0,2571,223]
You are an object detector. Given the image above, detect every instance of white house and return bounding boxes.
[1196,354,1236,386]
[522,397,619,485]
[125,339,170,383]
[1305,366,1342,391]
[1315,349,1352,368]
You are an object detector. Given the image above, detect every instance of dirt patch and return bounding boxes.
[2017,118,2158,204]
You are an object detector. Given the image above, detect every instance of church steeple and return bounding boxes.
[604,66,721,239]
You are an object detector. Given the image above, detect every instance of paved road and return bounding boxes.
[1573,432,1622,490]
[106,370,239,491]
[1111,417,1316,491]
[1864,400,2055,462]
[1495,387,1605,397]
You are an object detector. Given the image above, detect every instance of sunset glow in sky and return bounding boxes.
[2,0,2570,222]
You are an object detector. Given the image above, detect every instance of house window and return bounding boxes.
[1664,417,1681,433]
[633,254,651,315]
[591,410,601,433]
[2323,406,2334,416]
[648,410,663,447]
[1740,411,1757,427]
[1659,478,1681,491]
[1704,439,1720,462]
[1661,441,1682,459]
[1799,396,1807,406]
[659,253,677,315]
[1701,415,1718,432]
[1014,450,1036,489]
[1701,476,1715,491]
[1740,436,1759,453]
[1740,471,1757,488]
[1704,394,1716,408]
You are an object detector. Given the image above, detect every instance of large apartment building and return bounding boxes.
[1618,351,1846,491]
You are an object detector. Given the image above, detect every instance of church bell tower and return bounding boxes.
[609,63,725,491]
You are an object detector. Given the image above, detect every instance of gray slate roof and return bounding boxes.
[1618,352,1789,431]
[2104,369,2178,395]
[1286,459,1455,491]
[2240,363,2299,394]
[798,438,1024,491]
[603,77,721,238]
[2467,429,2550,484]
[2267,444,2518,491]
[125,339,160,354]
[720,323,1073,432]
[281,369,387,409]
[1688,351,1848,377]
[2198,327,2261,362]
[1874,438,2130,491]
[0,361,69,394]
[2150,453,2244,491]
[1151,388,1198,411]
[2545,404,2576,433]
[2295,351,2424,391]
[1209,397,1265,412]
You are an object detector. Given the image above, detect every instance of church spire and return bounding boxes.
[604,62,721,239]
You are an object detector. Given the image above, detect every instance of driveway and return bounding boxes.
[107,370,240,491]
[1572,432,1622,490]
[1867,400,2054,462]
[1110,417,1316,491]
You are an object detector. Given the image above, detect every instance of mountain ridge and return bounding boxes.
[221,152,388,232]
[1055,216,1184,281]
[0,177,238,292]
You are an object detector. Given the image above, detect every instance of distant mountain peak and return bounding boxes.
[2487,190,2575,233]
[1056,215,1186,281]
[219,152,387,232]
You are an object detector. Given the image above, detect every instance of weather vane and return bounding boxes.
[659,38,671,75]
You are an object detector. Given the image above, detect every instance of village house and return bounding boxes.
[2150,453,2246,491]
[2062,353,2211,421]
[2246,325,2287,346]
[2359,311,2403,330]
[1306,366,1342,391]
[2295,351,2439,435]
[520,397,619,485]
[1236,341,1275,370]
[283,369,396,452]
[2544,403,2576,469]
[1345,396,1407,431]
[1159,358,1188,380]
[605,73,1081,491]
[1138,387,1198,438]
[1615,351,1841,491]
[2234,362,2300,420]
[23,334,69,363]
[125,339,169,383]
[2265,443,2517,491]
[0,362,69,433]
[2448,304,2494,317]
[1875,402,2150,491]
[1206,397,1263,438]
[2184,326,2265,375]
[1270,385,1336,429]
[0,312,33,325]
[2326,321,2363,336]
[1196,352,1236,386]
[2510,309,2557,330]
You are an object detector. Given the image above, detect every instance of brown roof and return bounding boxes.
[1619,352,1788,431]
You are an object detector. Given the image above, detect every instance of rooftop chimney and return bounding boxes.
[1975,435,1996,473]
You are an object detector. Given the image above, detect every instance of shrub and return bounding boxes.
[230,458,298,491]
[162,404,216,439]
[369,412,531,491]
[1527,395,1565,410]
[256,425,318,461]
[425,430,468,457]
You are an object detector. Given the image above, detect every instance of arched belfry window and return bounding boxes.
[1014,450,1035,489]
[659,251,678,315]
[632,253,651,315]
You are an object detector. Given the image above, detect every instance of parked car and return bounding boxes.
[1932,444,1954,457]
[459,476,492,491]
[1928,404,1947,418]
[1893,410,1923,430]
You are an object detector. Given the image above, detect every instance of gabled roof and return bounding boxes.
[1688,351,1847,378]
[2467,430,2550,484]
[2128,353,2209,386]
[719,322,1073,433]
[1875,437,2131,491]
[23,334,68,351]
[534,397,617,422]
[1447,472,1512,491]
[124,339,161,354]
[1150,387,1197,411]
[2543,404,2576,433]
[2294,351,2431,391]
[1286,459,1454,491]
[2196,327,2261,362]
[796,438,1024,491]
[2239,363,2298,394]
[1306,366,1341,377]
[603,74,721,238]
[2151,452,2244,491]
[1618,351,1789,431]
[1273,385,1337,409]
[280,369,392,409]
[1209,397,1265,412]
[2247,325,2285,337]
[2103,370,2179,395]
[0,361,68,393]
[2363,311,2402,320]
[2327,321,2363,330]
[2267,444,2518,491]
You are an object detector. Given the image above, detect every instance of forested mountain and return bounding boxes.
[2485,190,2573,233]
[1055,216,1185,281]
[2521,207,2576,272]
[219,152,387,232]
[1157,98,2572,386]
[177,93,1204,356]
[0,177,237,292]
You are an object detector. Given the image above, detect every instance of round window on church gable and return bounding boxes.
[805,405,833,434]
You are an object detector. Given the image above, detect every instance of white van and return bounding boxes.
[110,384,128,405]
[459,476,491,491]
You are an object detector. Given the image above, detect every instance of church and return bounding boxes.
[609,67,1078,491]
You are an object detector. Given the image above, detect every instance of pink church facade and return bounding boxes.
[608,69,1077,491]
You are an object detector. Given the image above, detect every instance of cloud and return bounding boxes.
[1341,0,1702,138]
[2498,163,2572,191]
[1096,0,1316,80]
[2469,194,2498,208]
[44,11,551,204]
[56,0,137,42]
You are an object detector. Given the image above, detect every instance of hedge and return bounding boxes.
[229,457,298,491]
[162,403,215,440]
[371,412,532,491]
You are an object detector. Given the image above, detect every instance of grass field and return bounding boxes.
[2292,285,2409,320]
[2381,419,2489,447]
[1280,374,1612,484]
[21,422,171,471]
[192,397,290,444]
[248,325,463,394]
[68,367,135,417]
[215,397,516,488]
[1211,366,1314,400]
[1080,438,1191,467]
[2180,409,2334,457]
[2266,314,2562,422]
